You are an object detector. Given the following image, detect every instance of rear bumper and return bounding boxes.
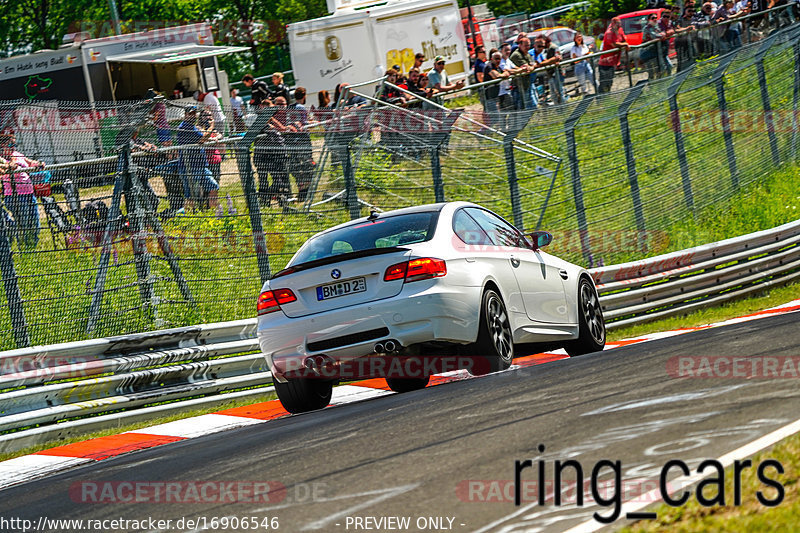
[257,283,480,382]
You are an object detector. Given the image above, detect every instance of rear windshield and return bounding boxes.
[622,16,648,34]
[290,212,439,266]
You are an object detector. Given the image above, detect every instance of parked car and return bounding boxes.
[613,8,675,63]
[506,27,596,58]
[257,202,606,413]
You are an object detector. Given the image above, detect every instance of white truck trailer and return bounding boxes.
[287,0,470,97]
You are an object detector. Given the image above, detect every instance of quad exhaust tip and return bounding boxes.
[374,340,400,354]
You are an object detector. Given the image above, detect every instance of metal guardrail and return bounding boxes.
[0,219,798,453]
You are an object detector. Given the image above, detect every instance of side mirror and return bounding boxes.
[528,231,553,251]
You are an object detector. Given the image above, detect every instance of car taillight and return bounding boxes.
[384,258,446,283]
[257,288,297,315]
[384,261,408,281]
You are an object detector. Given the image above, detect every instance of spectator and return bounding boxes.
[497,43,516,110]
[242,74,270,107]
[230,88,245,133]
[269,72,291,103]
[693,3,716,58]
[540,35,565,104]
[473,46,487,84]
[509,38,535,109]
[714,0,746,51]
[598,17,629,94]
[641,13,667,80]
[510,32,527,55]
[427,55,465,95]
[176,107,219,209]
[413,52,426,70]
[317,89,332,109]
[483,51,508,124]
[0,133,42,248]
[193,90,226,134]
[676,6,698,71]
[253,100,290,206]
[570,32,595,95]
[657,9,676,77]
[380,68,407,104]
[279,89,314,201]
[334,83,367,107]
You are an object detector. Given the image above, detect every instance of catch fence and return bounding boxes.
[0,17,798,349]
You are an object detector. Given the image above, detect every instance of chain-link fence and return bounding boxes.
[0,17,797,349]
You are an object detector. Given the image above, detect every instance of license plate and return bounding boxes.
[316,277,367,301]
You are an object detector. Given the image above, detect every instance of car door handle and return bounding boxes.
[465,257,476,263]
[559,269,569,280]
[510,255,520,267]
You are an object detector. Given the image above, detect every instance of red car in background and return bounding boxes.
[608,8,676,63]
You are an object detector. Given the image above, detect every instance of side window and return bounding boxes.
[453,209,493,245]
[466,208,523,248]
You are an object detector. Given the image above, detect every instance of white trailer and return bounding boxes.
[288,0,470,97]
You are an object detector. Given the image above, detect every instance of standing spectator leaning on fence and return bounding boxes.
[380,69,407,104]
[676,6,698,71]
[427,56,465,102]
[252,99,291,207]
[285,88,314,201]
[641,13,668,80]
[483,50,508,122]
[598,17,629,93]
[692,3,716,58]
[176,107,219,210]
[657,9,676,77]
[714,0,747,51]
[532,36,561,104]
[0,133,42,248]
[509,38,535,109]
[570,33,595,95]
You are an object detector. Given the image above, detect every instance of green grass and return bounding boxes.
[622,428,800,532]
[1,36,798,348]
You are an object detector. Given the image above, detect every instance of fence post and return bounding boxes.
[503,110,534,229]
[712,53,740,191]
[430,146,444,203]
[342,146,361,220]
[0,213,29,347]
[618,81,648,252]
[236,108,278,283]
[564,97,594,265]
[793,37,800,161]
[755,34,782,167]
[668,66,696,211]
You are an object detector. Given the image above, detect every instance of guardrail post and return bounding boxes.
[755,34,782,167]
[236,108,278,283]
[712,53,740,191]
[503,110,534,229]
[793,37,800,161]
[0,212,29,347]
[564,97,594,265]
[618,81,648,252]
[342,146,361,220]
[668,66,696,210]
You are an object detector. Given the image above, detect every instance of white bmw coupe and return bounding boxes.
[258,202,605,413]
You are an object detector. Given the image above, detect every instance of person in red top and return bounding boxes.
[598,17,629,93]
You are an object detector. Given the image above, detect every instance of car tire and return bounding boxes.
[469,289,514,375]
[385,376,430,393]
[565,278,606,357]
[274,378,333,414]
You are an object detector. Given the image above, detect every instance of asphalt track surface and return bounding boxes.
[2,311,800,532]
